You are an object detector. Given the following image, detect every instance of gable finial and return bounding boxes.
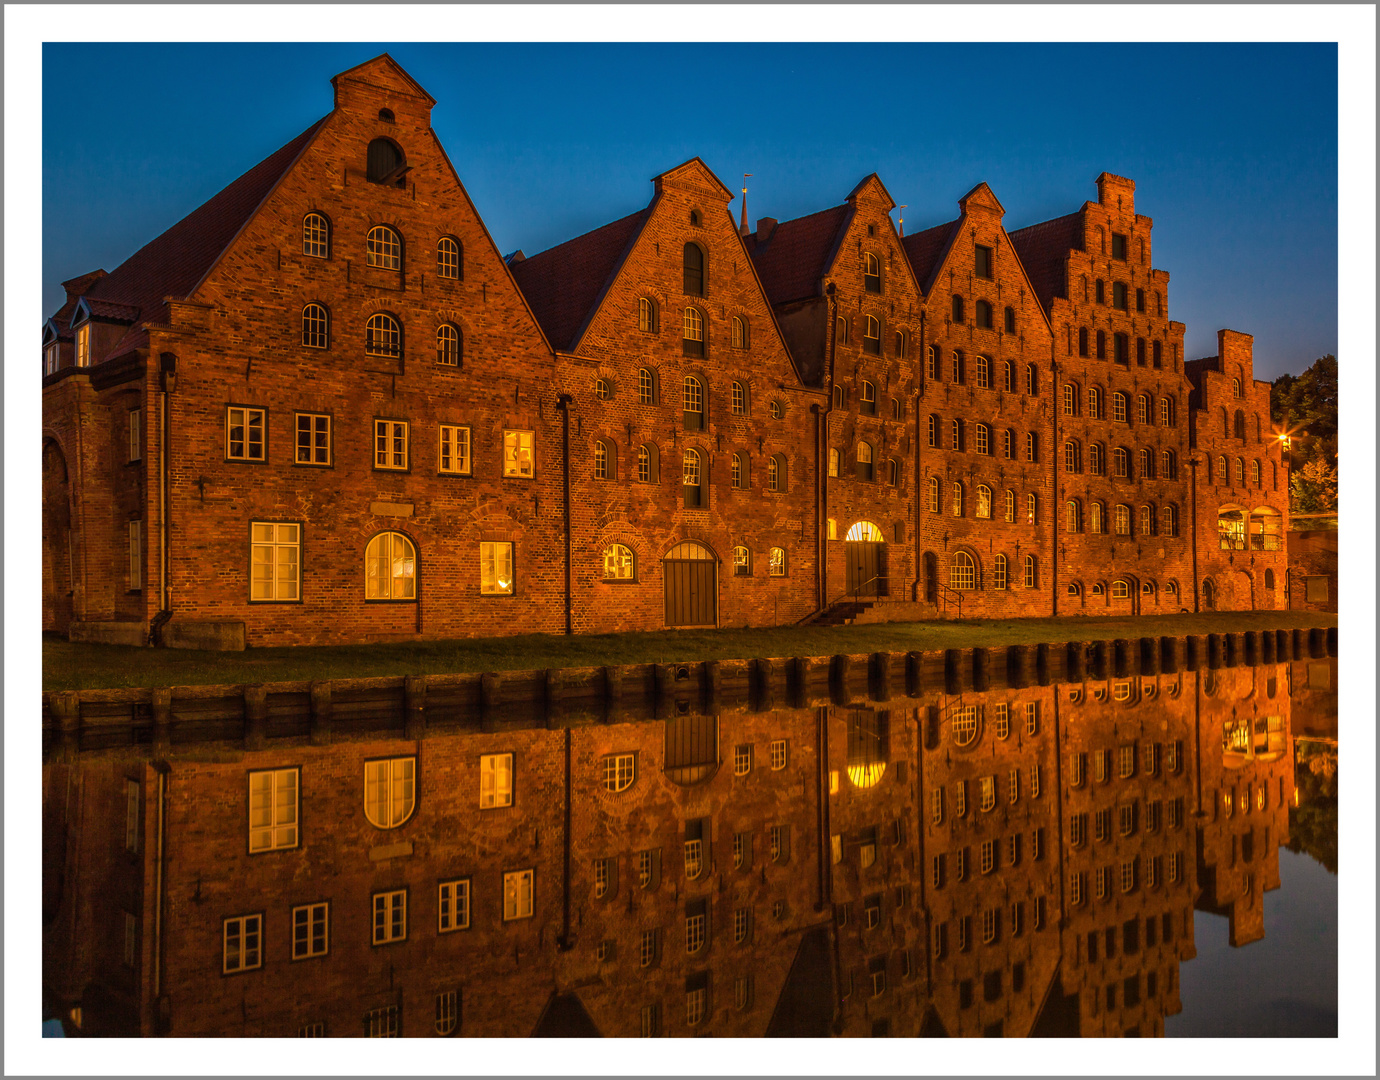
[739,174,752,236]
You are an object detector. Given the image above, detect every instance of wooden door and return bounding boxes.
[663,541,717,627]
[846,542,884,596]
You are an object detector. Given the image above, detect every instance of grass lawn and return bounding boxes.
[41,609,1336,692]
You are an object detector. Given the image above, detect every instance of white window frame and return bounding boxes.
[479,541,515,595]
[303,213,329,258]
[439,424,471,475]
[295,413,331,465]
[226,406,266,461]
[248,767,299,852]
[75,323,91,368]
[770,739,788,770]
[502,429,535,478]
[223,913,263,973]
[372,889,408,944]
[734,744,753,776]
[480,752,514,808]
[366,225,402,270]
[374,419,409,470]
[251,522,301,602]
[439,879,471,932]
[292,902,329,960]
[437,236,461,279]
[602,753,635,792]
[364,1005,399,1037]
[435,990,459,1036]
[503,869,534,921]
[364,757,416,829]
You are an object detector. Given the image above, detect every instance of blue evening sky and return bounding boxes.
[43,42,1336,379]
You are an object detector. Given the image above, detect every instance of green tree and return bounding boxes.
[1271,354,1338,468]
[1289,456,1338,514]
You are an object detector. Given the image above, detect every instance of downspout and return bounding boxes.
[821,286,839,612]
[559,727,573,950]
[152,761,169,1033]
[556,394,574,635]
[151,354,177,644]
[1189,456,1201,612]
[1051,357,1060,616]
[914,310,926,602]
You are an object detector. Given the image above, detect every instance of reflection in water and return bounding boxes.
[42,660,1336,1037]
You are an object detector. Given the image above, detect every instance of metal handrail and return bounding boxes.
[824,575,891,612]
[937,582,964,618]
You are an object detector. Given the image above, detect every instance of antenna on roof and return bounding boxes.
[739,174,752,237]
[897,206,907,238]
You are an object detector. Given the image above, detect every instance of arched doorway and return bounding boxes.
[844,521,886,597]
[663,540,717,627]
[1203,578,1216,610]
[43,440,74,633]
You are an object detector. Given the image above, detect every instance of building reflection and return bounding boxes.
[43,663,1305,1037]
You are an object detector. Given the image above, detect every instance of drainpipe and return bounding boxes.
[1189,456,1201,612]
[152,760,170,1033]
[914,310,925,603]
[151,354,177,644]
[821,285,839,612]
[1051,357,1060,616]
[556,394,574,635]
[559,727,573,950]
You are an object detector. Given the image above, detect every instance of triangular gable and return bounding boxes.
[764,927,834,1036]
[958,180,1005,216]
[331,52,436,105]
[653,157,734,202]
[847,172,897,211]
[531,991,601,1037]
[69,299,90,327]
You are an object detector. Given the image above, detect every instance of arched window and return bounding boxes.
[1158,397,1173,426]
[856,441,874,481]
[1090,442,1104,476]
[1002,429,1014,460]
[436,323,460,366]
[887,458,899,486]
[1139,448,1153,478]
[637,444,656,483]
[1064,440,1081,473]
[682,308,704,358]
[1091,582,1106,598]
[594,438,612,480]
[1114,504,1131,535]
[863,316,881,355]
[769,548,786,576]
[994,554,1008,590]
[683,243,705,296]
[976,484,992,519]
[1112,580,1131,600]
[682,376,705,430]
[731,451,744,489]
[860,380,877,415]
[1005,306,1016,334]
[950,551,976,591]
[1137,395,1150,424]
[863,252,881,292]
[1025,431,1038,463]
[1161,504,1178,537]
[928,476,941,513]
[975,423,990,456]
[1252,459,1261,486]
[1232,377,1242,398]
[731,380,747,415]
[1111,392,1126,423]
[437,236,462,280]
[364,531,416,600]
[366,138,405,184]
[1022,554,1037,589]
[975,300,993,329]
[732,316,748,349]
[638,367,657,404]
[639,297,659,333]
[1068,581,1083,599]
[767,454,785,493]
[303,213,330,258]
[365,313,401,357]
[1162,449,1176,479]
[1113,447,1128,477]
[1026,493,1037,525]
[951,481,964,517]
[364,757,415,829]
[1091,501,1105,534]
[1063,383,1077,415]
[837,317,849,345]
[952,295,964,323]
[1003,489,1015,523]
[302,303,329,349]
[1002,360,1014,393]
[976,355,990,389]
[733,545,751,576]
[950,419,962,451]
[1087,386,1101,418]
[828,447,840,477]
[1140,505,1155,535]
[1234,457,1245,486]
[682,448,704,507]
[1026,364,1038,396]
[1096,330,1107,360]
[366,225,402,270]
[894,331,907,359]
[771,400,784,420]
[1078,326,1089,357]
[925,345,937,380]
[594,376,611,400]
[603,544,635,580]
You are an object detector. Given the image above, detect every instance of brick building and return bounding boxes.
[44,666,1297,1038]
[42,55,1285,648]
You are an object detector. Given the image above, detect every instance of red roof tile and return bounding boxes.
[900,219,959,296]
[744,204,850,306]
[1008,213,1083,315]
[54,117,327,358]
[508,208,650,352]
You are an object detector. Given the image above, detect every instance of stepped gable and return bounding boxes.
[50,117,327,359]
[901,218,960,295]
[1008,211,1083,316]
[508,208,651,352]
[743,203,851,306]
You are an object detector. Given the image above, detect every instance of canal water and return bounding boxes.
[42,656,1336,1038]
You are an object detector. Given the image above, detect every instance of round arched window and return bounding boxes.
[436,324,460,366]
[366,313,401,357]
[950,551,976,591]
[366,225,401,269]
[302,304,329,349]
[602,544,635,580]
[365,532,416,600]
[437,236,462,280]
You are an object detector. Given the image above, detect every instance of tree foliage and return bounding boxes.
[1271,354,1338,515]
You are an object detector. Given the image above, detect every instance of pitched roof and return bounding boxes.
[53,117,327,358]
[1008,212,1083,316]
[900,219,959,295]
[743,204,851,306]
[508,208,650,352]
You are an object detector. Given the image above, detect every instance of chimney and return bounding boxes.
[756,218,777,244]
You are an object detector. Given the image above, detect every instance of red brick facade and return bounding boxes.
[41,56,1285,647]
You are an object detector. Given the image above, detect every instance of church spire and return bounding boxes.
[739,174,752,236]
